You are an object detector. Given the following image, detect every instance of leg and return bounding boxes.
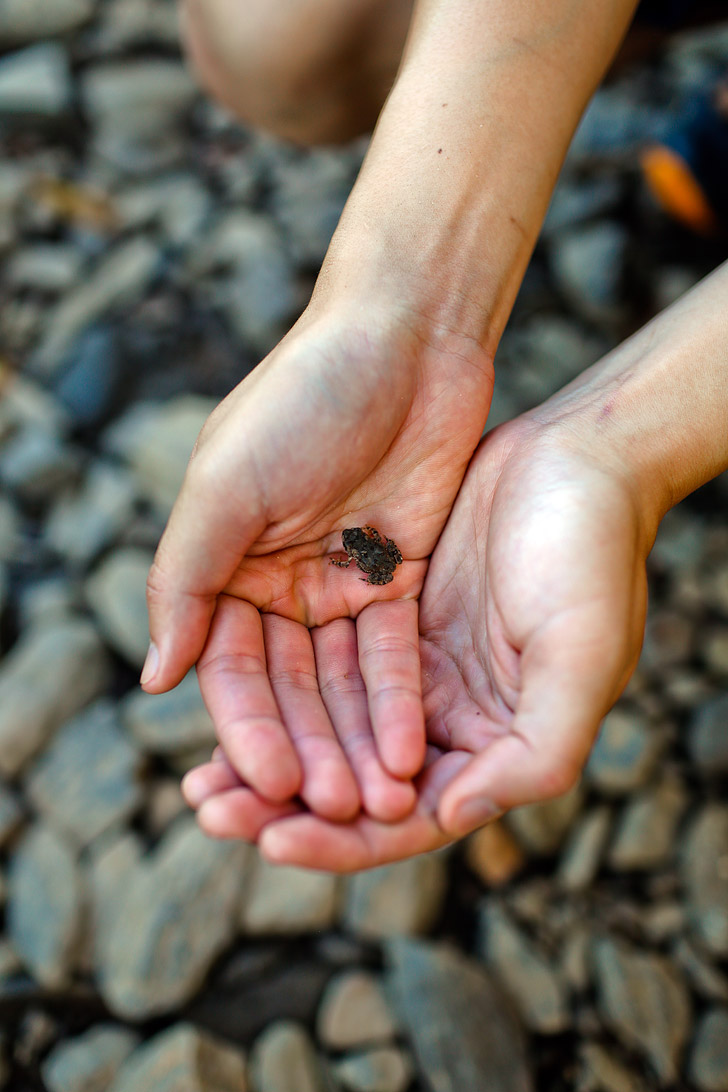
[180,0,413,144]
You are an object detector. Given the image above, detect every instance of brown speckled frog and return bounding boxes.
[331,525,403,585]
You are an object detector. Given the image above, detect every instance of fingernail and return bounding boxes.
[450,796,500,836]
[140,641,159,688]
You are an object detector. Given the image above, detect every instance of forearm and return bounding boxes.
[315,0,639,355]
[539,261,728,534]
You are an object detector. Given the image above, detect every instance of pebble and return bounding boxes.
[240,856,340,935]
[687,692,728,775]
[249,1021,331,1092]
[18,573,79,628]
[90,0,181,52]
[702,626,728,677]
[45,459,137,567]
[672,936,728,1003]
[681,804,728,956]
[607,775,687,871]
[6,823,83,987]
[121,669,215,754]
[331,1047,413,1092]
[549,221,627,326]
[108,1023,247,1092]
[53,326,122,428]
[81,61,197,173]
[85,546,153,666]
[342,853,448,939]
[386,937,534,1092]
[6,244,83,293]
[577,1042,647,1092]
[26,699,142,848]
[89,830,143,967]
[0,491,21,560]
[32,237,160,377]
[640,608,695,673]
[541,176,621,238]
[42,1024,140,1092]
[0,0,92,43]
[591,935,691,1084]
[688,1008,728,1092]
[556,805,612,891]
[317,970,398,1050]
[0,423,81,504]
[0,616,108,777]
[478,900,569,1034]
[505,783,584,855]
[464,820,526,888]
[96,817,251,1018]
[0,781,23,846]
[103,395,215,517]
[585,708,664,794]
[0,43,72,117]
[270,149,357,266]
[116,173,212,248]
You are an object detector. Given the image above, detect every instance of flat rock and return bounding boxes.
[464,821,525,888]
[386,937,533,1092]
[108,1024,247,1092]
[332,1047,413,1092]
[688,693,728,775]
[640,609,694,672]
[0,781,23,847]
[0,617,108,777]
[342,853,447,939]
[7,823,83,987]
[250,1021,331,1092]
[608,775,687,871]
[505,783,584,855]
[53,326,122,428]
[240,856,339,935]
[0,43,72,116]
[672,937,728,1003]
[32,238,160,376]
[577,1042,647,1092]
[592,935,691,1084]
[681,804,728,955]
[585,709,664,794]
[549,220,627,326]
[6,243,82,292]
[557,805,611,890]
[26,699,142,847]
[688,1008,728,1092]
[0,423,81,504]
[317,970,398,1049]
[42,1024,140,1092]
[121,670,215,754]
[103,396,215,518]
[85,547,153,666]
[96,817,251,1019]
[0,0,92,43]
[478,901,569,1034]
[45,459,137,568]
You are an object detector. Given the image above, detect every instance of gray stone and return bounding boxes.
[688,1008,728,1092]
[26,699,142,847]
[116,174,212,247]
[0,43,72,116]
[557,805,612,890]
[96,817,251,1018]
[241,856,340,935]
[577,1042,647,1092]
[0,937,22,980]
[46,460,137,567]
[592,936,691,1084]
[702,627,728,677]
[317,970,398,1050]
[270,149,356,266]
[608,775,687,871]
[681,804,728,956]
[144,777,188,837]
[89,831,143,970]
[250,1021,331,1092]
[549,221,627,325]
[6,244,82,292]
[0,424,81,504]
[103,396,215,518]
[386,937,533,1092]
[90,0,181,52]
[121,670,214,754]
[42,1024,140,1092]
[85,547,153,667]
[0,617,108,777]
[342,853,447,939]
[109,1024,247,1092]
[496,315,607,409]
[0,0,92,43]
[18,574,79,628]
[505,783,584,855]
[0,781,23,847]
[673,937,728,1003]
[332,1048,413,1092]
[7,823,83,987]
[478,901,569,1034]
[53,326,122,428]
[541,176,621,238]
[82,61,197,173]
[640,609,695,672]
[32,238,160,376]
[0,491,21,561]
[585,709,664,794]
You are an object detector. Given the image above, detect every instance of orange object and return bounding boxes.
[641,144,718,236]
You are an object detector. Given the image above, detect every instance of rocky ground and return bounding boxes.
[0,3,727,1090]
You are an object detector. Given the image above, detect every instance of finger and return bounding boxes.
[197,596,302,803]
[313,620,417,823]
[197,787,301,841]
[263,615,361,821]
[182,753,242,808]
[437,612,629,837]
[143,440,267,693]
[356,600,426,779]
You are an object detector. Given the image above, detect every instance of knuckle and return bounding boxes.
[531,754,581,802]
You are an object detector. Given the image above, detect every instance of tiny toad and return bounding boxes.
[331,525,403,585]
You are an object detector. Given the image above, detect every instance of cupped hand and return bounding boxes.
[144,298,493,816]
[183,404,657,870]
